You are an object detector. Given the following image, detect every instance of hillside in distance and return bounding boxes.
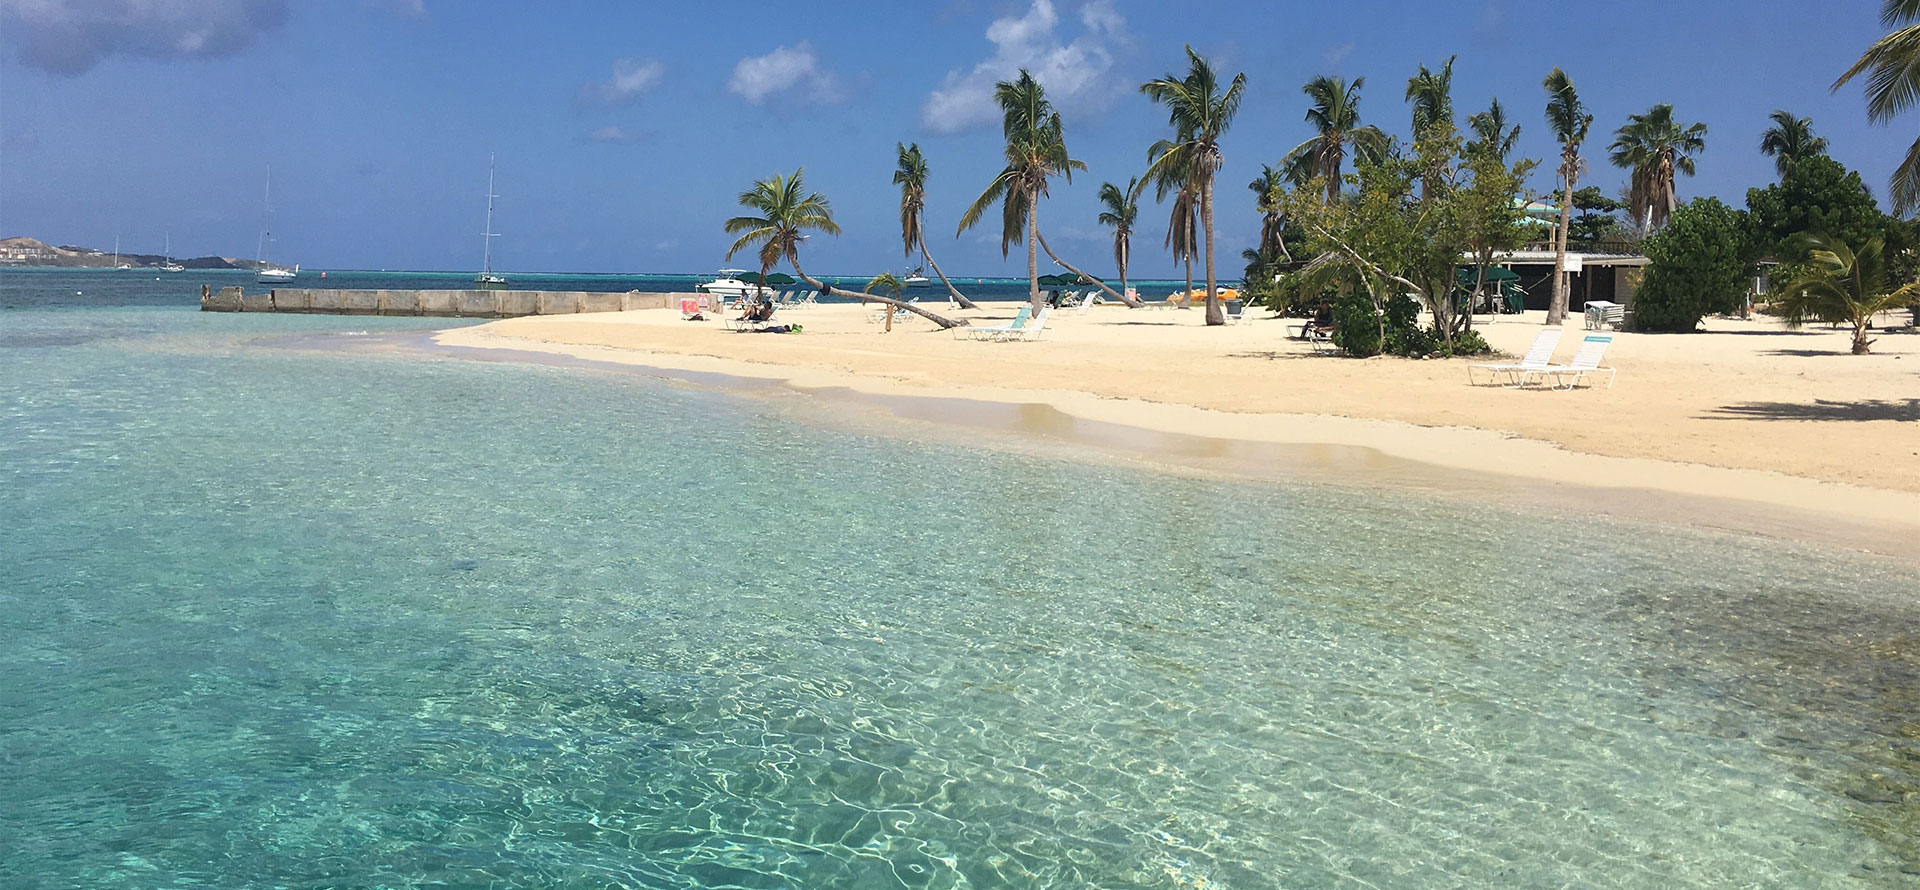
[0,236,252,269]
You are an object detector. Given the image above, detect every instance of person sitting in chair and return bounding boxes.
[1300,302,1334,338]
[736,296,774,324]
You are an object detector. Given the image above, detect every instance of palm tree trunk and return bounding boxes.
[1034,229,1142,307]
[1027,192,1042,315]
[1118,235,1129,297]
[917,211,976,309]
[1201,173,1222,326]
[1853,317,1874,354]
[1184,253,1193,306]
[787,254,965,330]
[1469,250,1490,334]
[1548,166,1574,326]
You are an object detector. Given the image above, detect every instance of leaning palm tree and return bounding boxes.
[892,143,976,308]
[727,169,961,329]
[1140,44,1247,325]
[1833,0,1920,214]
[1758,111,1829,180]
[958,70,1091,314]
[1282,75,1390,203]
[1609,103,1707,231]
[1543,67,1593,327]
[1773,232,1920,354]
[1467,97,1521,160]
[1097,178,1139,298]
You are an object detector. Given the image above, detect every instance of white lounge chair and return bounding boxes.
[1224,301,1247,324]
[867,298,917,323]
[1001,306,1053,341]
[1468,329,1563,386]
[956,305,1030,340]
[1538,334,1617,389]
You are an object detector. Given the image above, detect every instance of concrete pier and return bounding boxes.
[200,285,683,317]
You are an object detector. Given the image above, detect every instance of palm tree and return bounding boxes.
[1405,56,1456,139]
[727,169,961,329]
[1282,76,1390,203]
[892,143,976,309]
[1542,67,1593,327]
[1758,111,1829,180]
[1140,45,1247,325]
[1833,0,1920,214]
[1467,97,1521,160]
[1405,56,1457,203]
[959,70,1088,314]
[1097,178,1139,298]
[1773,232,1920,354]
[1159,149,1202,304]
[863,272,907,331]
[1609,104,1707,231]
[1249,164,1291,264]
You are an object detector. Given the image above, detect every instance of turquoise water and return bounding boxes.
[3,283,1919,887]
[0,266,1195,311]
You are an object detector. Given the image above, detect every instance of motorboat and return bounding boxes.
[695,269,771,302]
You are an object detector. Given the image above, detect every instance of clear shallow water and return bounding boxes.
[3,284,1919,888]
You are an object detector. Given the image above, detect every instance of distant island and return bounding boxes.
[0,236,265,270]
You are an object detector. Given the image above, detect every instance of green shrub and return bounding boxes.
[1441,328,1492,356]
[1634,197,1750,331]
[1332,291,1383,356]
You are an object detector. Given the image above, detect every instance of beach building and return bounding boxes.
[1479,199,1647,312]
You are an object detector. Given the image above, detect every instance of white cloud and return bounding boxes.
[577,57,664,106]
[922,0,1127,135]
[1322,41,1355,67]
[584,126,646,144]
[727,42,841,105]
[0,0,291,75]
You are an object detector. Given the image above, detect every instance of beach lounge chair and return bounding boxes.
[1002,306,1053,341]
[1224,301,1247,324]
[1537,334,1617,390]
[680,297,705,320]
[1468,329,1563,386]
[1583,301,1627,330]
[867,298,918,323]
[955,305,1030,340]
[725,299,777,332]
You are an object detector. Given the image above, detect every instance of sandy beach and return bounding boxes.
[434,300,1920,552]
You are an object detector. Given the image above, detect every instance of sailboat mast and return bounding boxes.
[260,164,274,265]
[482,154,499,276]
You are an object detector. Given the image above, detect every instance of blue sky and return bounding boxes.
[0,0,1905,277]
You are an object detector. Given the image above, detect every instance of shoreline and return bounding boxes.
[417,316,1920,562]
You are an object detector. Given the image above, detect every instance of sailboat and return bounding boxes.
[904,265,930,288]
[256,165,296,283]
[112,236,132,269]
[476,154,507,289]
[159,233,184,272]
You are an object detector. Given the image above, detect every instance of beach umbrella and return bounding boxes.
[757,272,796,285]
[1036,274,1073,287]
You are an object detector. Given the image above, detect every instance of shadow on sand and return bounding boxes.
[1706,399,1920,422]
